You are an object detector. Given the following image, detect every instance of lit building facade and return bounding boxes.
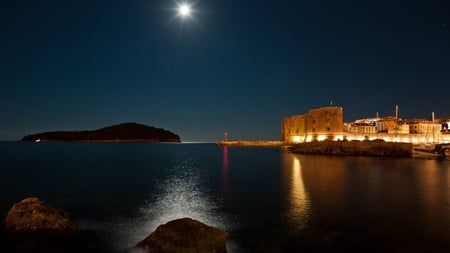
[408,119,441,135]
[440,118,450,132]
[372,116,409,134]
[344,117,449,143]
[282,107,450,144]
[345,123,377,134]
[281,106,344,143]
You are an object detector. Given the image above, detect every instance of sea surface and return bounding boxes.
[1,142,449,252]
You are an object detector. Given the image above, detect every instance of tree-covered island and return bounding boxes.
[22,122,180,143]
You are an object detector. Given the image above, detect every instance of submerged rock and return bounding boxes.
[4,197,79,232]
[137,217,228,253]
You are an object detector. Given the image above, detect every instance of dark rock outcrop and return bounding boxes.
[137,217,228,253]
[4,197,79,232]
[1,197,104,253]
[289,140,412,157]
[22,122,181,143]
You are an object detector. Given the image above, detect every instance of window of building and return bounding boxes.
[312,128,315,132]
[327,127,331,131]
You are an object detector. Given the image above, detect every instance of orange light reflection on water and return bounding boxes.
[281,153,311,230]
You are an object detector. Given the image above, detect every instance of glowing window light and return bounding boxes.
[306,136,313,142]
[292,136,301,143]
[402,137,409,143]
[317,135,327,141]
[334,135,343,141]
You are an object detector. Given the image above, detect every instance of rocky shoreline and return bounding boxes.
[216,139,413,158]
[289,139,412,157]
[1,197,227,253]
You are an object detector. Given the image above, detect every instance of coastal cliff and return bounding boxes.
[289,140,412,157]
[22,122,181,143]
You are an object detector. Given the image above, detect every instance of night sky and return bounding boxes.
[1,0,449,142]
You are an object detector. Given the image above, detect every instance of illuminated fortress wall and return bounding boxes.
[281,106,344,143]
[282,107,450,144]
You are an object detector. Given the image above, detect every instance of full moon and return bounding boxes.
[178,4,191,17]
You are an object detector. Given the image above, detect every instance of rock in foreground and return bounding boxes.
[4,197,78,232]
[137,217,228,253]
[2,197,103,253]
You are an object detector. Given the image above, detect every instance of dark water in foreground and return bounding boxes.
[1,142,449,252]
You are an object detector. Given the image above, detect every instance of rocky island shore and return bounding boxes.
[21,122,181,143]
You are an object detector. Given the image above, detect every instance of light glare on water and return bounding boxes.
[1,143,450,252]
[282,152,311,231]
[112,154,228,251]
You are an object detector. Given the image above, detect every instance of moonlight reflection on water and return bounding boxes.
[1,143,449,252]
[113,155,228,251]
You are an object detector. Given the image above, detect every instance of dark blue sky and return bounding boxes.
[1,0,449,141]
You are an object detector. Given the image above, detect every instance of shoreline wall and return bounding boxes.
[216,140,284,146]
[289,140,412,157]
[343,132,450,144]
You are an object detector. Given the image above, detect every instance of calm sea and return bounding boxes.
[1,142,449,252]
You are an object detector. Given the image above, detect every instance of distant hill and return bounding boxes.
[22,123,181,143]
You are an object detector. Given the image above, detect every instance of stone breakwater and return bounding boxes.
[289,140,412,157]
[216,140,284,146]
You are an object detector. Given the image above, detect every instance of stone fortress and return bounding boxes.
[282,106,450,144]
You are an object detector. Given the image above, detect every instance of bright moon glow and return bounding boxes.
[178,4,191,17]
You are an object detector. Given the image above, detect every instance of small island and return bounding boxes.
[21,122,181,143]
